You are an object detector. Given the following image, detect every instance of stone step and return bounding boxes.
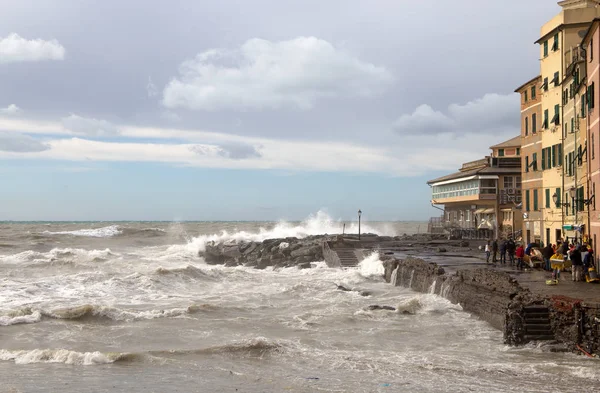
[524,334,555,341]
[523,318,551,325]
[524,325,553,333]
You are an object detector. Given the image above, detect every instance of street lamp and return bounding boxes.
[552,192,570,208]
[358,209,362,240]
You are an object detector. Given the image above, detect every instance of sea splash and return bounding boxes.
[181,210,385,255]
[43,225,122,238]
[358,252,385,278]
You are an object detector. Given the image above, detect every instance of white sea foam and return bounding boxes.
[43,225,122,238]
[0,310,42,326]
[174,210,385,256]
[358,251,384,278]
[0,248,116,266]
[0,349,126,365]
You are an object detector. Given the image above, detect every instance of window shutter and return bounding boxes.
[558,144,563,166]
[555,188,561,207]
[542,148,546,170]
[552,145,556,167]
[545,188,550,208]
[525,156,529,172]
[532,113,537,133]
[534,190,539,211]
[526,190,530,211]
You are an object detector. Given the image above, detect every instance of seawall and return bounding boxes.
[383,256,600,352]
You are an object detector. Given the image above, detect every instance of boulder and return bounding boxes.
[298,262,312,269]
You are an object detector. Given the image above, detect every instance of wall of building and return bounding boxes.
[588,24,600,268]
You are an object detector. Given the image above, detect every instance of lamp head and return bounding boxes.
[358,209,362,217]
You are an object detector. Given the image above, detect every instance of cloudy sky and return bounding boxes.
[0,0,559,221]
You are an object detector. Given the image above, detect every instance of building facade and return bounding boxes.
[535,0,600,246]
[428,137,522,240]
[516,76,543,244]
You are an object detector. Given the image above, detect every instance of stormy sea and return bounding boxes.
[1,212,599,393]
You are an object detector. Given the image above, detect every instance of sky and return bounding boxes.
[0,0,561,221]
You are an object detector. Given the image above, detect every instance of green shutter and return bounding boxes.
[532,113,537,133]
[544,109,548,128]
[526,190,530,211]
[525,156,529,173]
[525,117,529,135]
[582,95,586,118]
[544,41,548,57]
[552,145,556,167]
[554,33,559,50]
[548,147,552,168]
[542,148,546,170]
[546,188,550,208]
[558,144,563,166]
[531,85,536,99]
[556,188,561,207]
[533,189,539,211]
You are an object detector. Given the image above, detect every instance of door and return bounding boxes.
[556,229,562,245]
[526,230,531,244]
[546,228,550,247]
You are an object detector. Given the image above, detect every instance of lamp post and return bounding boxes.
[358,209,362,240]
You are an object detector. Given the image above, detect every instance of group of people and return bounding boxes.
[484,237,598,281]
[540,240,595,282]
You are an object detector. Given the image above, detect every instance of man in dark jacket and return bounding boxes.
[499,240,507,265]
[570,245,583,281]
[542,244,554,271]
[507,238,516,266]
[492,239,498,263]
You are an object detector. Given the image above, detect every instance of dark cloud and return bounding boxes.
[0,132,49,152]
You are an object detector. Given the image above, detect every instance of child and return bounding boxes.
[515,244,525,270]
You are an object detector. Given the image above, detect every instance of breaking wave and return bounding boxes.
[0,303,221,326]
[43,225,122,238]
[0,338,281,366]
[0,248,116,266]
[181,210,386,255]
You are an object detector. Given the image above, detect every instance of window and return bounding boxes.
[551,104,560,125]
[593,133,595,160]
[526,190,530,211]
[525,116,529,136]
[553,71,559,86]
[498,149,505,157]
[533,189,539,211]
[542,77,549,91]
[578,144,583,166]
[571,117,574,133]
[588,82,596,110]
[558,144,563,166]
[525,156,529,172]
[516,147,520,156]
[532,113,537,133]
[553,33,559,51]
[552,145,556,167]
[555,188,561,208]
[465,210,470,221]
[524,91,528,102]
[543,109,549,129]
[592,38,594,61]
[504,176,513,189]
[594,183,597,210]
[544,41,548,57]
[545,188,550,208]
[532,152,538,171]
[582,94,587,118]
[516,176,522,189]
[542,148,546,170]
[531,85,536,99]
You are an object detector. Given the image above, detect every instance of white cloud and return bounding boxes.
[0,132,49,152]
[61,114,120,137]
[0,115,512,176]
[393,93,519,135]
[0,33,65,64]
[160,111,181,122]
[162,36,393,111]
[0,104,22,115]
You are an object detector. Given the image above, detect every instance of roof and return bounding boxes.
[514,75,542,93]
[426,165,520,185]
[489,136,521,149]
[581,18,600,43]
[534,22,591,44]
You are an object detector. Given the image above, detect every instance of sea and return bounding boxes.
[0,211,599,393]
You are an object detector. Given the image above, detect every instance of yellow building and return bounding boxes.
[534,0,600,245]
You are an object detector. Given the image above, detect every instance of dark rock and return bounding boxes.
[437,247,447,253]
[298,262,312,269]
[367,305,396,311]
[337,285,352,292]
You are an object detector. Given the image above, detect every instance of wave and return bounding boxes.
[43,225,122,238]
[0,248,116,266]
[0,348,138,365]
[176,210,385,255]
[0,337,281,366]
[41,225,166,239]
[358,252,385,279]
[0,303,222,325]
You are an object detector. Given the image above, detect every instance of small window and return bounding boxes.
[593,132,595,160]
[553,33,559,51]
[553,71,559,86]
[543,109,549,129]
[532,113,537,133]
[516,147,520,156]
[545,188,550,208]
[525,116,529,136]
[591,38,594,62]
[551,104,560,125]
[544,41,549,57]
[532,152,538,171]
[533,189,539,211]
[542,77,549,91]
[531,85,536,99]
[498,149,505,157]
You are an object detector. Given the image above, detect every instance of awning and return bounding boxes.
[474,208,495,214]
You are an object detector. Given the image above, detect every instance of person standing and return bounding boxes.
[499,239,507,265]
[583,248,594,278]
[507,238,516,266]
[515,244,525,270]
[571,245,583,282]
[542,243,554,271]
[485,241,491,263]
[492,239,498,263]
